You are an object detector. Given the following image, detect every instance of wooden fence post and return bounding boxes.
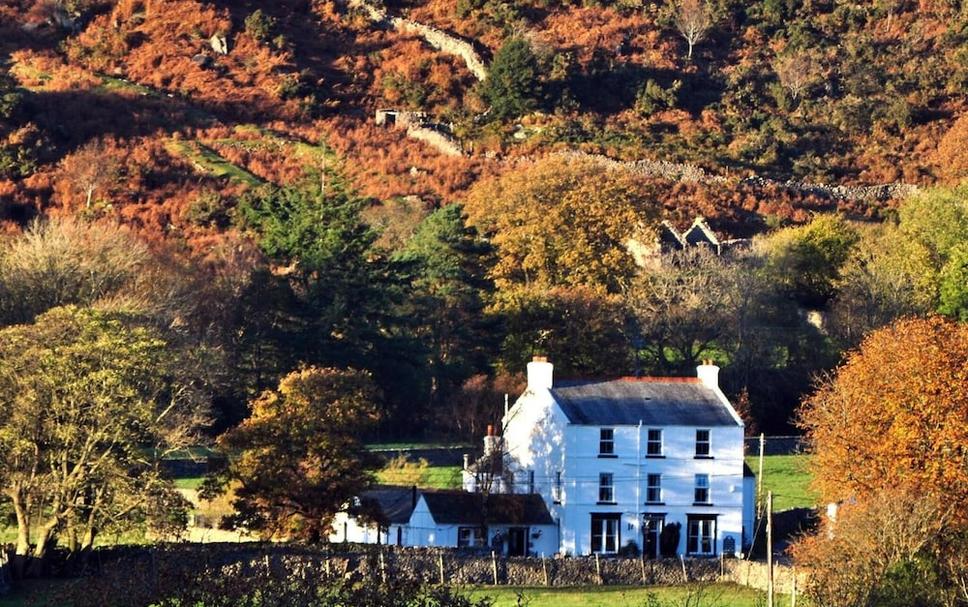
[438,552,445,585]
[595,553,602,585]
[380,549,387,583]
[679,554,689,583]
[791,565,797,607]
[639,554,646,585]
[491,551,499,585]
[541,554,549,586]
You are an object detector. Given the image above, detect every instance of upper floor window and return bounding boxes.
[599,472,615,503]
[695,429,711,457]
[646,428,663,456]
[646,473,662,503]
[599,428,615,456]
[552,471,562,503]
[694,473,710,504]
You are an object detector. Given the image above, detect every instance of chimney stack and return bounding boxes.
[527,355,554,390]
[483,424,500,457]
[697,359,720,390]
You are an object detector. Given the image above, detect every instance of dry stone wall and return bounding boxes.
[76,543,798,591]
[347,0,488,81]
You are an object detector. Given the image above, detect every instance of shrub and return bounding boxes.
[244,9,276,43]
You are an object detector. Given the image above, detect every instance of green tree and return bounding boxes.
[829,223,937,345]
[938,243,968,321]
[207,366,380,542]
[394,205,499,415]
[759,214,860,308]
[0,307,205,574]
[478,37,543,121]
[236,184,426,436]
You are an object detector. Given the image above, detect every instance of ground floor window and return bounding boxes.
[686,515,717,556]
[591,513,621,554]
[458,526,487,548]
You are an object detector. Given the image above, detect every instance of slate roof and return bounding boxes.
[550,378,740,427]
[422,490,554,526]
[358,485,418,524]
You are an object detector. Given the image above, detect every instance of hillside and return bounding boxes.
[1,0,964,251]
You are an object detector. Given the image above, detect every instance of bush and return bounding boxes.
[244,9,276,43]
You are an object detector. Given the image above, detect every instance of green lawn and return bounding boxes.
[173,476,205,490]
[375,465,462,489]
[745,454,816,512]
[468,584,775,607]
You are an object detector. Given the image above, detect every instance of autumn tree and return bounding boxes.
[0,217,151,326]
[934,112,967,184]
[207,366,380,541]
[478,37,544,121]
[671,0,715,60]
[793,488,966,607]
[799,316,968,518]
[463,156,661,294]
[774,52,818,103]
[493,285,632,377]
[0,306,207,575]
[59,139,123,210]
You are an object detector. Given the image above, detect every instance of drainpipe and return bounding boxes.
[637,420,643,539]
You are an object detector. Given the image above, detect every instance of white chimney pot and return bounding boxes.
[527,356,554,390]
[697,361,719,390]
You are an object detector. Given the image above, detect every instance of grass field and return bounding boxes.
[0,582,775,607]
[745,455,815,512]
[468,584,773,607]
[375,464,462,489]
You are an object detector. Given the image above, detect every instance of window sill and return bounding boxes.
[644,502,665,506]
[645,455,665,459]
[692,502,714,507]
[694,455,714,460]
[597,454,618,458]
[596,501,617,506]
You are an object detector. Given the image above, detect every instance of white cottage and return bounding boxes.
[408,490,558,556]
[463,357,755,558]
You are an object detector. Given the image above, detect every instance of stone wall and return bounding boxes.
[406,124,464,156]
[554,151,918,204]
[81,543,798,591]
[348,0,488,81]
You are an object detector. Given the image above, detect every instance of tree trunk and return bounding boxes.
[26,519,59,578]
[10,493,30,579]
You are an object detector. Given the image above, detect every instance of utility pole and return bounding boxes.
[757,433,765,516]
[767,490,774,607]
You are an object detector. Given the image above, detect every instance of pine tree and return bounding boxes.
[479,37,543,121]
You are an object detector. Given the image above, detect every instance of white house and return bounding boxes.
[463,357,755,558]
[329,485,420,546]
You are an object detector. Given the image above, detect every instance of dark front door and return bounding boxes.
[643,515,664,559]
[507,527,527,556]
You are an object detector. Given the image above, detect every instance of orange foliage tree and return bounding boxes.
[934,113,968,184]
[799,316,968,519]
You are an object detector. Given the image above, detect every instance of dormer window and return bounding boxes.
[695,429,711,458]
[646,428,663,457]
[599,428,615,456]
